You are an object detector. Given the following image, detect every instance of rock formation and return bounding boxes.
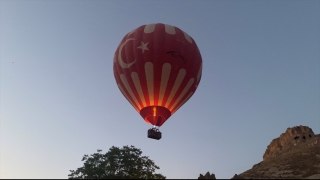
[231,174,242,179]
[263,125,315,161]
[198,171,216,179]
[237,125,320,179]
[197,125,319,179]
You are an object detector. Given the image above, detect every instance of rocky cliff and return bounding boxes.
[198,125,320,179]
[236,125,320,179]
[198,171,216,179]
[263,125,315,161]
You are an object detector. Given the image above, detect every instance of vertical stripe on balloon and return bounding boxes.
[165,69,186,107]
[196,63,202,88]
[117,83,139,112]
[182,31,193,43]
[158,63,171,106]
[144,24,155,33]
[172,92,194,114]
[165,24,176,35]
[170,78,194,111]
[131,72,146,107]
[120,74,142,110]
[145,62,154,106]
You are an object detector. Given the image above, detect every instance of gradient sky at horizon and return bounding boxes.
[1,0,319,179]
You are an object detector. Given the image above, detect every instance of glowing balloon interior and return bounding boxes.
[113,23,202,138]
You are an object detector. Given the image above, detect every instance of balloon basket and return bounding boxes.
[148,128,162,140]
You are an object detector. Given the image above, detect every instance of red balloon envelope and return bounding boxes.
[113,23,202,127]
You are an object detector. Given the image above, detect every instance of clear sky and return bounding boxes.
[1,0,319,179]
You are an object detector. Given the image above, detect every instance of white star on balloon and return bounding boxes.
[137,41,149,53]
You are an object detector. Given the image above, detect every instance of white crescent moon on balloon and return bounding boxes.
[118,38,136,68]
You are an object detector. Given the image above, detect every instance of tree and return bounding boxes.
[68,145,166,179]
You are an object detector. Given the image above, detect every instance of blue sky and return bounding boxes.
[1,0,319,179]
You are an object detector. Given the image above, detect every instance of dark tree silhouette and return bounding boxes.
[68,145,166,179]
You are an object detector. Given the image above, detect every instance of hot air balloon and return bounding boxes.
[113,23,202,140]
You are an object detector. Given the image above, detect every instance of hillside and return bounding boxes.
[198,125,320,179]
[234,125,320,179]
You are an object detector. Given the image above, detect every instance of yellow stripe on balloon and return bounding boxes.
[117,83,139,112]
[172,92,194,114]
[145,62,154,106]
[170,78,194,111]
[131,72,146,107]
[165,69,186,107]
[158,63,171,106]
[120,74,142,110]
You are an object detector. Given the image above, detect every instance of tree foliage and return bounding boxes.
[68,145,166,179]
